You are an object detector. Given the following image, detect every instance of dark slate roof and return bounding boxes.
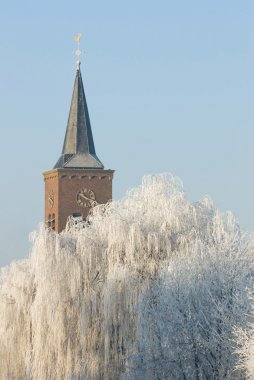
[54,67,104,169]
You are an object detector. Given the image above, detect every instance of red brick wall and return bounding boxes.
[44,171,59,230]
[44,169,114,233]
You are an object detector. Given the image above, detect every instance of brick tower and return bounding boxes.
[43,63,114,233]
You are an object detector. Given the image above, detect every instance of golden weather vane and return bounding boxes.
[74,33,82,70]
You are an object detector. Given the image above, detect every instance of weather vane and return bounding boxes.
[74,33,82,70]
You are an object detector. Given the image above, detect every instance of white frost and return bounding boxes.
[0,174,252,379]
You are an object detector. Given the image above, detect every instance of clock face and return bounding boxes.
[76,188,96,208]
[48,191,54,208]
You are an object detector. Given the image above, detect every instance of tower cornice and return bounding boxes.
[43,168,114,177]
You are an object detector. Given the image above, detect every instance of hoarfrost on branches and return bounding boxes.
[234,237,254,380]
[0,173,252,379]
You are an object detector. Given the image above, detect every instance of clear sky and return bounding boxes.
[0,1,253,266]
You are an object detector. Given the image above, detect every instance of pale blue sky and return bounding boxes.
[0,1,253,266]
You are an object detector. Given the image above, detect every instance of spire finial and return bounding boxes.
[74,33,82,70]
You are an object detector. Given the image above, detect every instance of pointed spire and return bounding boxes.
[54,66,104,169]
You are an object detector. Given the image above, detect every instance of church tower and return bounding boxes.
[43,63,114,233]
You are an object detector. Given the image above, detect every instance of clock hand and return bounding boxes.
[79,193,92,201]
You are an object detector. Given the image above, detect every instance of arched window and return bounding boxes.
[52,214,55,230]
[48,214,51,228]
[72,212,81,218]
[72,212,82,225]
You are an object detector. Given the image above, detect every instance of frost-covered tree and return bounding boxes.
[235,282,254,380]
[0,174,252,379]
[128,243,252,379]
